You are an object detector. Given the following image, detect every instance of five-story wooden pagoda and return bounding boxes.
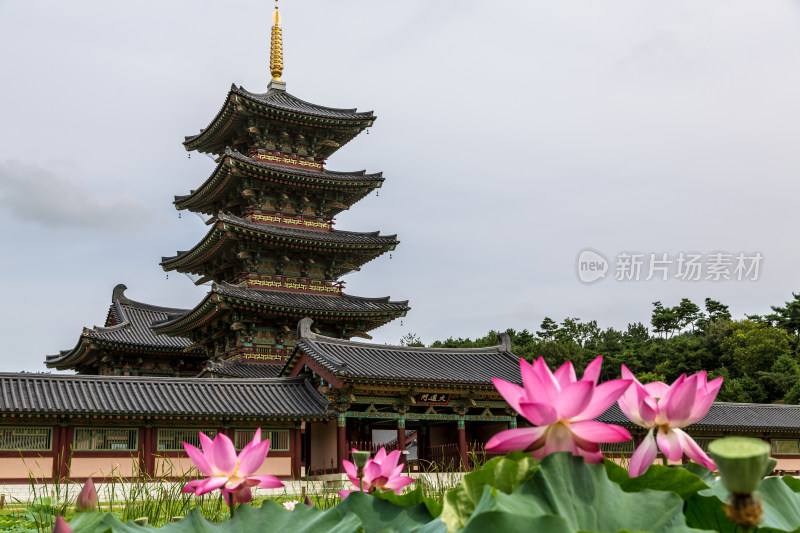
[154,5,409,367]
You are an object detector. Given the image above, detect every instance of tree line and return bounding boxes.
[401,292,800,405]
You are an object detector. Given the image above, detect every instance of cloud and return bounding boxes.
[0,160,153,231]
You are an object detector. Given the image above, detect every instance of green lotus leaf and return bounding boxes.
[373,485,443,518]
[440,451,539,532]
[605,459,712,500]
[64,502,361,533]
[462,452,706,533]
[781,475,800,493]
[461,509,573,533]
[336,490,435,533]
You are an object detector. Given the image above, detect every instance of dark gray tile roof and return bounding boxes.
[198,359,283,379]
[160,213,398,266]
[173,149,383,205]
[598,402,800,431]
[153,283,409,331]
[46,285,197,368]
[215,283,409,313]
[0,373,328,418]
[183,86,374,160]
[286,327,519,386]
[232,86,374,121]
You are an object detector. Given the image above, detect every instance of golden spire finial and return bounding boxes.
[270,0,284,82]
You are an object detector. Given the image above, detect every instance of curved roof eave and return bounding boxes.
[153,283,409,334]
[160,212,398,270]
[183,85,376,151]
[173,149,384,211]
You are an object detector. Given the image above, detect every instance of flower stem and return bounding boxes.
[228,493,235,518]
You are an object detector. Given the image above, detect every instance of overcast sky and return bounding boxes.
[1,1,799,372]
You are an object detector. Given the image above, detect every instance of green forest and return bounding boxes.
[403,292,800,405]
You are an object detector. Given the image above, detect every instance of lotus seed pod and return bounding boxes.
[709,437,771,494]
[762,457,778,478]
[351,450,371,469]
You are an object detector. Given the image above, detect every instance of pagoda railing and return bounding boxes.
[249,148,324,170]
[245,208,333,231]
[238,273,344,295]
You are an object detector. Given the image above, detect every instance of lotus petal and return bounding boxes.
[656,427,683,461]
[578,379,632,420]
[675,428,715,470]
[582,355,603,384]
[554,361,577,389]
[629,430,658,477]
[486,426,547,452]
[555,380,594,420]
[518,401,559,426]
[569,420,631,443]
[492,378,526,413]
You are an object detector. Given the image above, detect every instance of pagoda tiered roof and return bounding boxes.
[283,320,519,387]
[184,85,374,157]
[0,373,328,419]
[152,282,409,337]
[45,285,204,372]
[160,212,398,279]
[174,149,383,216]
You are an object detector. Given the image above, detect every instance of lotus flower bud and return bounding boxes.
[303,495,314,507]
[709,437,771,495]
[351,450,370,469]
[53,515,74,533]
[76,478,98,511]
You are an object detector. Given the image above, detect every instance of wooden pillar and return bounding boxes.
[136,426,147,479]
[457,414,468,471]
[418,425,427,462]
[149,425,158,476]
[303,422,311,471]
[397,414,406,464]
[51,423,61,481]
[337,411,347,473]
[291,427,302,479]
[141,426,155,478]
[57,425,71,480]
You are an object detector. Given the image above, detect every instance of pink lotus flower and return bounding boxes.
[618,366,722,477]
[76,478,98,511]
[338,447,414,498]
[486,356,633,463]
[282,499,299,510]
[182,430,283,507]
[53,515,74,533]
